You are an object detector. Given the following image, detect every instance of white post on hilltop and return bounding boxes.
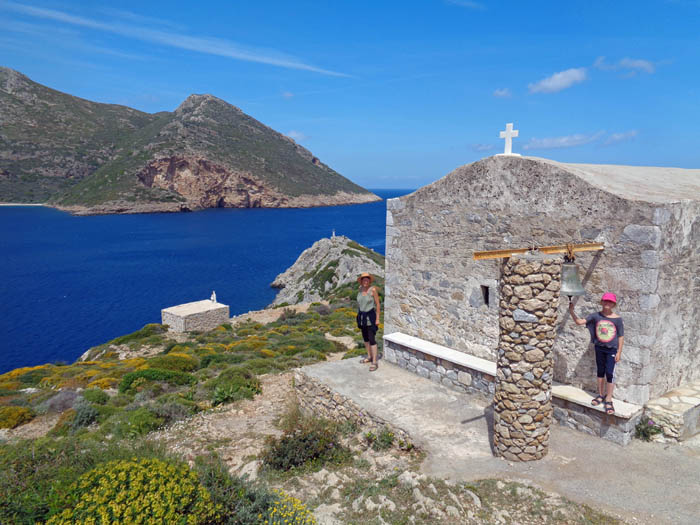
[498,123,521,156]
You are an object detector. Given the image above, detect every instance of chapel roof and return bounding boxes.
[527,157,700,204]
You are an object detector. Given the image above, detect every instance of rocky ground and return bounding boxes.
[149,358,625,525]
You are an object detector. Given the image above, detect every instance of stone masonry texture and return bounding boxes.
[493,255,561,461]
[384,156,700,405]
[162,304,230,332]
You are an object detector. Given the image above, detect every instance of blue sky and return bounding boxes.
[1,1,699,189]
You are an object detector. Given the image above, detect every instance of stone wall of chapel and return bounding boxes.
[384,156,697,405]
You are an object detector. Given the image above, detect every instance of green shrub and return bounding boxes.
[46,458,219,524]
[313,304,332,316]
[16,367,53,386]
[300,349,326,361]
[118,368,196,393]
[208,369,262,406]
[147,353,198,372]
[364,428,395,450]
[200,353,245,369]
[107,323,168,346]
[48,409,76,436]
[0,406,35,429]
[107,392,132,407]
[261,411,350,471]
[635,415,664,441]
[81,388,109,405]
[151,400,198,423]
[70,400,98,431]
[194,454,276,524]
[0,436,170,524]
[101,407,165,438]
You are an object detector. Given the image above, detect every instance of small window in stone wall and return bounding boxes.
[481,285,490,307]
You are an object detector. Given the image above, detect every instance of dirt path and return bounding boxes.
[150,372,293,475]
[230,302,324,326]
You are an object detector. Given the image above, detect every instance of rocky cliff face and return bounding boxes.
[270,236,385,306]
[134,155,379,210]
[0,68,379,212]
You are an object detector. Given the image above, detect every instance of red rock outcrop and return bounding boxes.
[135,156,379,210]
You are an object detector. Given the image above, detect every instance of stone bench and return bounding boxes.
[384,332,643,445]
[383,332,497,396]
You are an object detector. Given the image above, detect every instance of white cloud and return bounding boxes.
[282,91,294,99]
[594,56,655,74]
[1,2,349,77]
[523,131,604,150]
[446,0,486,9]
[472,143,496,152]
[603,130,638,146]
[528,68,587,94]
[286,130,308,142]
[493,88,511,98]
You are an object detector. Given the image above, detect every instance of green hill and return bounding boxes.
[0,67,378,212]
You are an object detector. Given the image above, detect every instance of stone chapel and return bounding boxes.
[383,155,699,406]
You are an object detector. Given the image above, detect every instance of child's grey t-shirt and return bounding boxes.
[586,312,624,351]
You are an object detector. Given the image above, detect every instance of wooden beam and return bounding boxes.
[473,242,604,261]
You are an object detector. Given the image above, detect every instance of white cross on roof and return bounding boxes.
[498,123,521,156]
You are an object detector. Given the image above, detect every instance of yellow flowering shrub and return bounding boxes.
[0,364,50,381]
[261,490,316,525]
[259,349,278,358]
[0,380,21,391]
[86,377,118,389]
[122,358,147,368]
[46,458,220,525]
[0,406,35,429]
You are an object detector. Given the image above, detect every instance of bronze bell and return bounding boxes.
[561,262,586,297]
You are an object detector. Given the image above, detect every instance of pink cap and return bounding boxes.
[601,292,617,304]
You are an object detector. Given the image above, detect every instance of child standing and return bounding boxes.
[568,293,624,415]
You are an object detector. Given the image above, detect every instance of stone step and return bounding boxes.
[645,380,700,441]
[383,332,644,445]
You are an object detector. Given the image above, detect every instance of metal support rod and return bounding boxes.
[473,242,604,261]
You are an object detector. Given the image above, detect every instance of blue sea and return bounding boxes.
[0,189,411,374]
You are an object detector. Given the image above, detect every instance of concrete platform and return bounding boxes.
[295,359,700,524]
[384,332,643,444]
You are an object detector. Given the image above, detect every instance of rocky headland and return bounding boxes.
[270,235,385,306]
[0,67,379,214]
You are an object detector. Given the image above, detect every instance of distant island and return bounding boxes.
[0,67,379,215]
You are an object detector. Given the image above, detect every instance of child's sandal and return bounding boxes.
[360,358,371,364]
[591,395,605,406]
[604,401,615,415]
[369,364,378,372]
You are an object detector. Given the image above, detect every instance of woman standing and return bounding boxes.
[356,272,381,371]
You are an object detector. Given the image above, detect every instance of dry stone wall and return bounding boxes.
[493,255,561,461]
[293,370,413,448]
